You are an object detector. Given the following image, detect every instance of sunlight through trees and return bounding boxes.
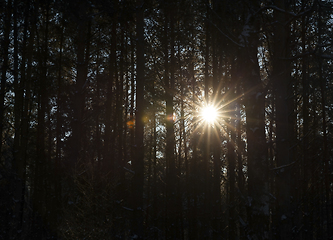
[0,0,333,239]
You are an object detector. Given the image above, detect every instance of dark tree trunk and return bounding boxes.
[212,30,221,239]
[104,6,117,173]
[117,29,124,174]
[130,31,135,170]
[163,2,177,238]
[301,8,311,240]
[236,82,246,239]
[151,73,158,238]
[12,0,30,236]
[19,0,35,234]
[72,3,89,169]
[0,0,11,156]
[54,14,64,233]
[272,1,292,238]
[1,2,12,236]
[240,4,269,238]
[34,1,49,232]
[228,69,237,240]
[176,27,185,240]
[317,4,331,237]
[189,60,198,240]
[203,2,211,235]
[132,0,145,238]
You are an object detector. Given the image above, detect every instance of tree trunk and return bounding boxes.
[272,1,292,238]
[12,0,30,236]
[104,4,117,173]
[34,0,49,232]
[163,2,177,238]
[240,4,269,238]
[19,1,36,235]
[236,81,246,239]
[116,26,125,197]
[0,0,11,156]
[54,14,64,233]
[212,29,221,239]
[132,0,145,238]
[72,3,89,169]
[189,60,198,240]
[300,7,311,240]
[228,68,237,240]
[317,4,330,237]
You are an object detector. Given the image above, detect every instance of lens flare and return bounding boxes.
[201,105,218,123]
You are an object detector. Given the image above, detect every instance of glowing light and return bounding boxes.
[127,119,135,129]
[201,105,218,123]
[167,113,177,122]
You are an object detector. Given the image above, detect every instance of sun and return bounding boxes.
[201,105,218,123]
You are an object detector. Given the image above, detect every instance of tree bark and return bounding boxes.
[317,4,331,238]
[240,2,269,238]
[300,7,311,240]
[212,26,221,238]
[272,1,292,238]
[163,2,178,238]
[0,0,11,157]
[132,0,145,238]
[104,8,117,172]
[72,3,89,169]
[12,0,30,236]
[33,1,49,233]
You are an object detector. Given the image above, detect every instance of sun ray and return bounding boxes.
[174,79,248,146]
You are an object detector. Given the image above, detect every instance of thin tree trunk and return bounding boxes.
[236,81,245,239]
[228,68,237,240]
[318,4,330,237]
[72,4,89,168]
[203,2,211,235]
[180,70,189,240]
[301,8,311,240]
[95,39,102,170]
[163,7,169,238]
[55,14,64,233]
[104,8,117,173]
[34,1,49,231]
[13,0,31,236]
[163,2,177,238]
[1,3,12,237]
[177,29,185,240]
[117,28,124,177]
[13,0,20,174]
[189,60,198,240]
[132,0,145,238]
[152,75,158,238]
[272,1,292,238]
[146,128,153,227]
[130,31,135,169]
[212,29,221,239]
[0,0,11,156]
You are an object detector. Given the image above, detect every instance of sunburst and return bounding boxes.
[188,92,242,143]
[174,83,244,145]
[200,105,218,124]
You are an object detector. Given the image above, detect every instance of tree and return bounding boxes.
[271,0,293,238]
[132,0,145,238]
[239,1,269,238]
[0,0,11,157]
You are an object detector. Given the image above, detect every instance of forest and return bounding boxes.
[0,0,333,239]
